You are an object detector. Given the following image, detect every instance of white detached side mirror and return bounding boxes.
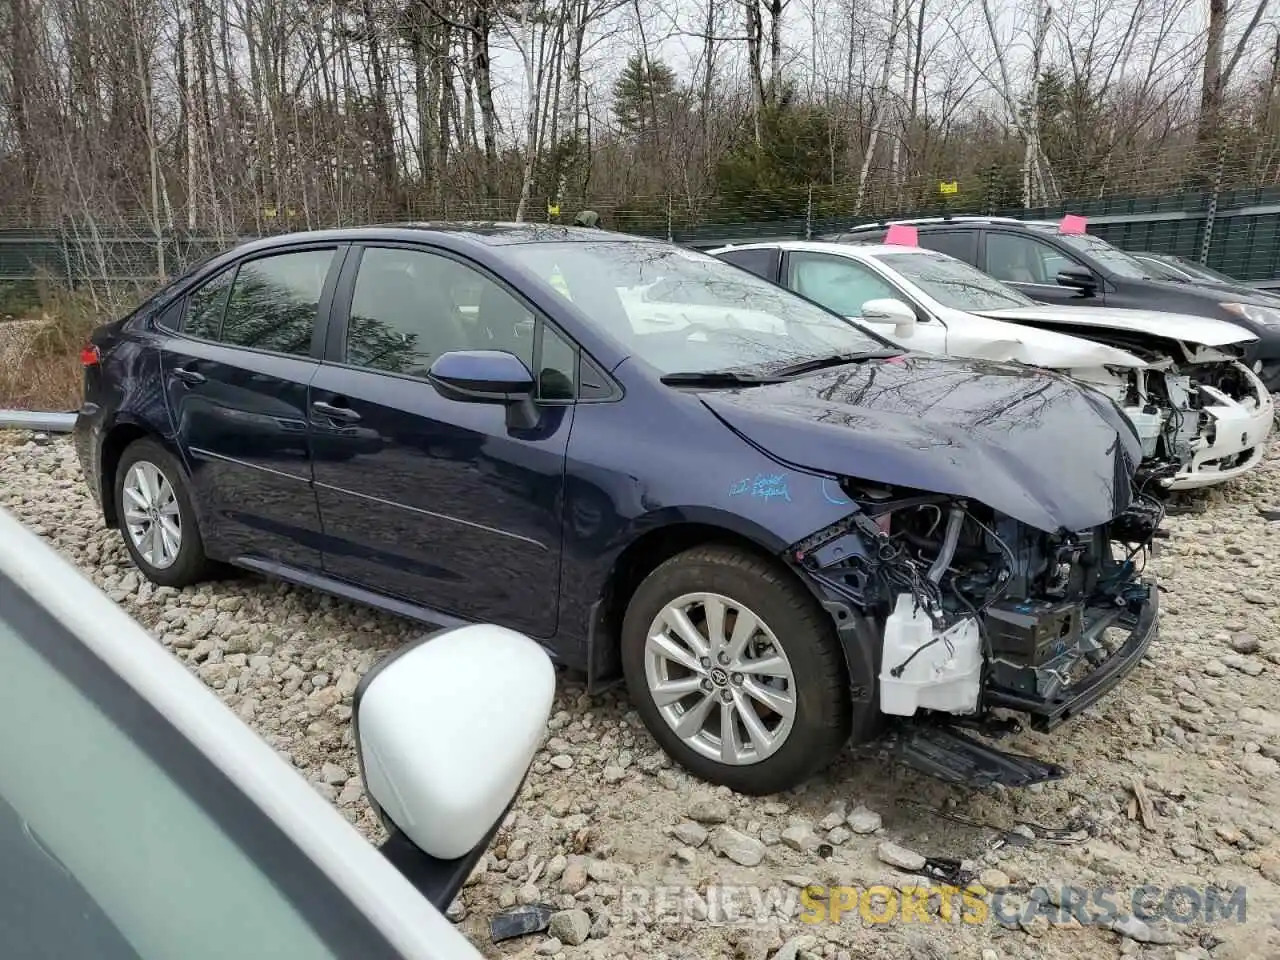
[862,298,917,339]
[353,624,556,907]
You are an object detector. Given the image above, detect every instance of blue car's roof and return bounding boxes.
[234,223,660,251]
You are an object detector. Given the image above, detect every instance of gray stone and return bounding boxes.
[772,934,819,960]
[1242,754,1279,778]
[1230,632,1261,654]
[781,823,820,852]
[710,825,767,867]
[818,811,846,832]
[671,821,708,847]
[688,796,732,824]
[846,805,883,834]
[549,908,591,946]
[559,857,589,894]
[1111,914,1179,944]
[877,840,926,871]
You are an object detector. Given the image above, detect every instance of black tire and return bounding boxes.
[620,545,855,795]
[113,438,216,588]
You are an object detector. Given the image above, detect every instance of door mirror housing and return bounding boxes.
[1056,267,1098,294]
[861,298,917,338]
[353,624,556,908]
[427,350,535,403]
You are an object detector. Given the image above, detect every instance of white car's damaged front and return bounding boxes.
[976,304,1274,491]
[710,239,1274,491]
[771,241,1273,493]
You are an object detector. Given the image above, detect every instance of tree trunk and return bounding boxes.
[471,0,499,196]
[514,0,542,222]
[1196,0,1228,150]
[745,0,766,145]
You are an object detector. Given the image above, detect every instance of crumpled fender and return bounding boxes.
[698,355,1141,533]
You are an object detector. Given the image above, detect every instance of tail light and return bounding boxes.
[80,344,100,367]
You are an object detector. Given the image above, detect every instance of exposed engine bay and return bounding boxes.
[789,480,1162,730]
[1064,338,1271,490]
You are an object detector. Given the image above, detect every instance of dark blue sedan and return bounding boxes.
[74,223,1162,794]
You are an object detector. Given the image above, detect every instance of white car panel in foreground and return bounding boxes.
[0,504,555,959]
[709,240,1274,491]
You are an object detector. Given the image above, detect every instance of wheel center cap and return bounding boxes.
[710,666,729,686]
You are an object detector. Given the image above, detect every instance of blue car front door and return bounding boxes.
[307,243,576,638]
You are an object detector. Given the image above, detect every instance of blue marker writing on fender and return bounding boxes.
[729,473,792,502]
[820,477,850,505]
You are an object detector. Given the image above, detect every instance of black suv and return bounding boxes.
[826,217,1280,390]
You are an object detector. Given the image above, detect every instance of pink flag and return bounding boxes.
[1060,214,1087,235]
[884,224,918,246]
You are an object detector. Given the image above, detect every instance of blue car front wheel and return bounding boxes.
[620,544,853,795]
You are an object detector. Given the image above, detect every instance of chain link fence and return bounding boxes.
[1,179,1278,295]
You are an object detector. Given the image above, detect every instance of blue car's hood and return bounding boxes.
[699,355,1141,533]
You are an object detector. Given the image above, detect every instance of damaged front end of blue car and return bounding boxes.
[695,356,1167,789]
[784,477,1163,788]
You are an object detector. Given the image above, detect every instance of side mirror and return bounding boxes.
[427,350,535,403]
[353,624,556,909]
[861,298,917,338]
[1056,267,1098,294]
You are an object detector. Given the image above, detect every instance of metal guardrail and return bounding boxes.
[0,410,76,432]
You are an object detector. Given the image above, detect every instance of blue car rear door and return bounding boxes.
[157,243,346,570]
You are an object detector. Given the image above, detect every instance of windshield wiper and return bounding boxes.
[660,370,787,387]
[770,350,903,378]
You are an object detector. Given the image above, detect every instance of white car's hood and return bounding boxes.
[976,305,1257,348]
[932,312,1147,369]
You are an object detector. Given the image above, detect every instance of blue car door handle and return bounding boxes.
[312,400,361,423]
[172,363,206,386]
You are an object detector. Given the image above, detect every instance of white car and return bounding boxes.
[709,240,1274,491]
[0,503,555,959]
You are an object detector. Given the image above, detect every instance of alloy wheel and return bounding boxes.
[122,460,183,570]
[643,591,797,765]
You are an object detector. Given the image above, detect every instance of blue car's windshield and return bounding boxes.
[503,240,890,375]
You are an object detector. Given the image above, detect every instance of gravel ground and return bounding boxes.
[3,428,1280,960]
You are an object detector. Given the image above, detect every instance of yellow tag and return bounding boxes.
[547,202,561,216]
[939,181,959,195]
[263,206,278,218]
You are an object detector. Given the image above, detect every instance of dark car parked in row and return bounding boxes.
[75,223,1161,794]
[1129,251,1280,302]
[827,217,1280,390]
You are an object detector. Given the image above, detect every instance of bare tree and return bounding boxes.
[0,0,1274,253]
[1198,0,1271,150]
